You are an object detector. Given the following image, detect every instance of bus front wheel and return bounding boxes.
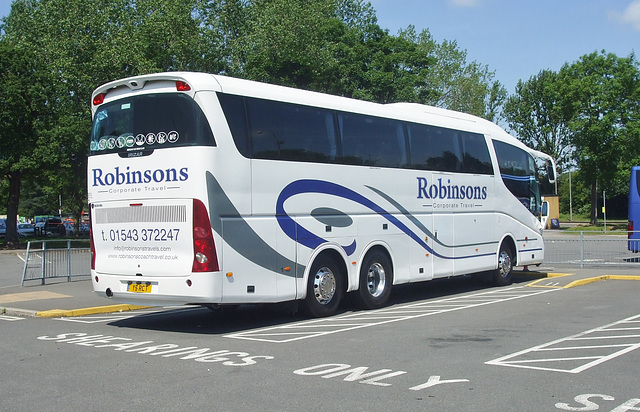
[357,249,393,309]
[494,243,514,286]
[305,254,344,317]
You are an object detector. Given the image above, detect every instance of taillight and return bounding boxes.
[176,81,191,91]
[93,93,106,106]
[89,218,96,270]
[629,221,634,239]
[192,199,219,272]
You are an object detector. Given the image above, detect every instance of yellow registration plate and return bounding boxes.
[128,283,152,293]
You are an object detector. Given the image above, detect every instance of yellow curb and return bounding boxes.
[563,275,640,289]
[520,272,574,278]
[36,304,152,318]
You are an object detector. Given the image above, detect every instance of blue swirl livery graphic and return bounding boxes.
[276,179,436,257]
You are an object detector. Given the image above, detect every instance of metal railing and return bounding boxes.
[21,240,91,285]
[17,233,638,285]
[543,231,640,267]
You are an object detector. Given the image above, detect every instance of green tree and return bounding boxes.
[337,24,434,104]
[226,0,381,93]
[199,0,249,74]
[230,1,505,118]
[503,69,574,171]
[232,0,339,88]
[400,27,506,121]
[560,51,640,224]
[0,38,51,246]
[1,0,510,247]
[2,0,215,239]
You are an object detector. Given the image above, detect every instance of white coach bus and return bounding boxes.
[88,72,555,317]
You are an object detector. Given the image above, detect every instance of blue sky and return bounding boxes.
[1,0,639,93]
[371,0,640,92]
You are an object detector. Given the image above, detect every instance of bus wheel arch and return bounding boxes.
[356,246,393,310]
[304,249,346,317]
[494,237,516,286]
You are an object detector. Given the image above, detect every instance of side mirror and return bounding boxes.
[541,201,549,217]
[546,160,556,183]
[540,200,550,229]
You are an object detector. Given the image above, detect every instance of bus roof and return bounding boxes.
[92,71,553,165]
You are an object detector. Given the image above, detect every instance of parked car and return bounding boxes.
[40,217,66,237]
[79,222,90,234]
[63,221,75,235]
[63,221,90,237]
[0,220,6,238]
[34,217,49,235]
[17,223,35,237]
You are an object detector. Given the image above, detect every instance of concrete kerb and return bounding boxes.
[2,307,38,318]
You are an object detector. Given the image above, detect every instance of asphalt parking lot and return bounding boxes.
[1,256,639,411]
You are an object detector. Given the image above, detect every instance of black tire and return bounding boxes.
[493,242,514,286]
[305,254,344,317]
[356,249,393,310]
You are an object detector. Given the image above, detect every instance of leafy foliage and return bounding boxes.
[503,70,574,171]
[0,0,508,247]
[561,51,640,223]
[0,37,52,245]
[505,51,640,224]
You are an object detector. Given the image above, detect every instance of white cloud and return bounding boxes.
[449,0,481,7]
[610,0,640,31]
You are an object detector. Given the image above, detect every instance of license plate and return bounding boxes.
[128,283,152,293]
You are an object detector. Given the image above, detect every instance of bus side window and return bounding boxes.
[461,132,493,175]
[338,113,404,168]
[290,107,333,163]
[244,98,334,163]
[218,93,250,158]
[407,124,462,172]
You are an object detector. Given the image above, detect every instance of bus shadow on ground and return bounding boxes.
[108,273,532,335]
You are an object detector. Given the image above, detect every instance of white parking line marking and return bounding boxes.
[0,314,24,321]
[486,314,640,373]
[57,314,139,323]
[225,286,558,343]
[55,308,173,323]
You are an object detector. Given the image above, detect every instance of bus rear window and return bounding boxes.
[90,93,214,155]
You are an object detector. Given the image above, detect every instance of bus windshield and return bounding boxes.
[90,93,214,156]
[493,140,541,216]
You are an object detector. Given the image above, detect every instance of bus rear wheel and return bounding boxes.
[357,249,393,309]
[305,254,344,317]
[493,243,514,286]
